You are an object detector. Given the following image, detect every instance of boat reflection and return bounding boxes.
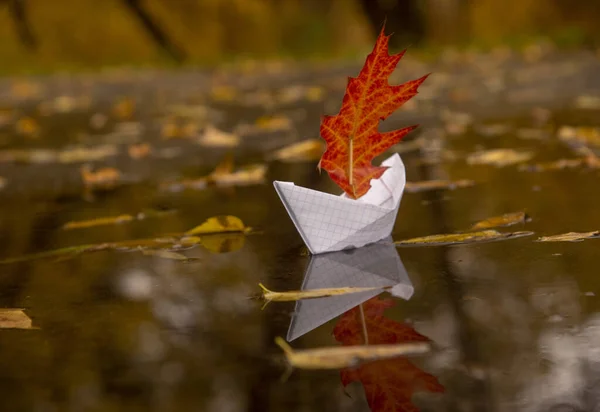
[287,238,413,341]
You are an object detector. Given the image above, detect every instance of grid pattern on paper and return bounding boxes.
[275,182,388,253]
[274,153,406,254]
[287,241,414,341]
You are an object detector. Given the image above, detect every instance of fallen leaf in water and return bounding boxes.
[161,156,266,191]
[520,158,585,171]
[267,139,324,162]
[0,176,5,190]
[0,309,36,329]
[558,126,600,148]
[395,230,534,246]
[467,149,533,167]
[515,128,549,140]
[90,113,108,129]
[275,337,429,370]
[197,125,239,147]
[575,95,600,110]
[210,85,238,102]
[258,283,387,306]
[128,143,151,159]
[537,231,600,242]
[471,211,530,230]
[1,216,250,264]
[186,215,250,236]
[80,165,121,191]
[278,85,325,104]
[405,179,474,193]
[59,144,118,163]
[140,248,193,261]
[200,233,246,254]
[473,123,512,137]
[62,209,175,230]
[15,117,40,138]
[113,97,135,120]
[63,214,134,230]
[11,81,42,99]
[255,115,293,132]
[334,297,444,411]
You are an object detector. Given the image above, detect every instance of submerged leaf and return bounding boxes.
[395,230,534,246]
[405,179,474,193]
[267,139,325,162]
[0,309,36,329]
[275,337,429,370]
[186,215,250,236]
[318,26,428,199]
[520,158,585,172]
[467,149,533,167]
[537,231,600,242]
[0,176,5,190]
[471,211,530,230]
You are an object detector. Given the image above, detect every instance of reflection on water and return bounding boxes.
[287,239,413,341]
[285,240,444,411]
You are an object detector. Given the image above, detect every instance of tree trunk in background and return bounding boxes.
[423,0,468,44]
[357,0,426,47]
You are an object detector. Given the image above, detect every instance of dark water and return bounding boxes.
[1,50,600,412]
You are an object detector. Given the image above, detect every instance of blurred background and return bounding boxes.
[1,0,600,72]
[1,1,600,412]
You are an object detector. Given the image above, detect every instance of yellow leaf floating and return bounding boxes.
[63,214,135,230]
[471,211,530,230]
[0,216,251,264]
[0,309,37,329]
[258,283,388,308]
[267,139,325,162]
[405,179,474,193]
[395,230,534,247]
[186,215,250,236]
[537,231,600,242]
[467,149,533,167]
[274,337,430,370]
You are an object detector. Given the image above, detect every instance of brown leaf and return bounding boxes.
[128,143,152,159]
[405,179,474,193]
[471,211,530,230]
[113,97,135,120]
[80,165,121,190]
[15,117,40,138]
[0,309,36,329]
[395,230,534,246]
[537,231,600,242]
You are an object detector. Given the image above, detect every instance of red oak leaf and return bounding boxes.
[318,27,429,199]
[333,297,444,412]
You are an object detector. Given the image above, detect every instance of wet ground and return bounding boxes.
[1,46,600,411]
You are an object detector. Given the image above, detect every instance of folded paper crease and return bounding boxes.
[274,153,405,254]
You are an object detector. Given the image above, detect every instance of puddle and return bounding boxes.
[1,55,600,411]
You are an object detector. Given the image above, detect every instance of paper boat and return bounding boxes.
[287,239,413,341]
[274,153,405,254]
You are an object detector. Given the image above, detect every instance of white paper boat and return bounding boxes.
[274,153,405,254]
[287,239,413,341]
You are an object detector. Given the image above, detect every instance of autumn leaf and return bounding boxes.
[318,27,428,199]
[334,297,444,412]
